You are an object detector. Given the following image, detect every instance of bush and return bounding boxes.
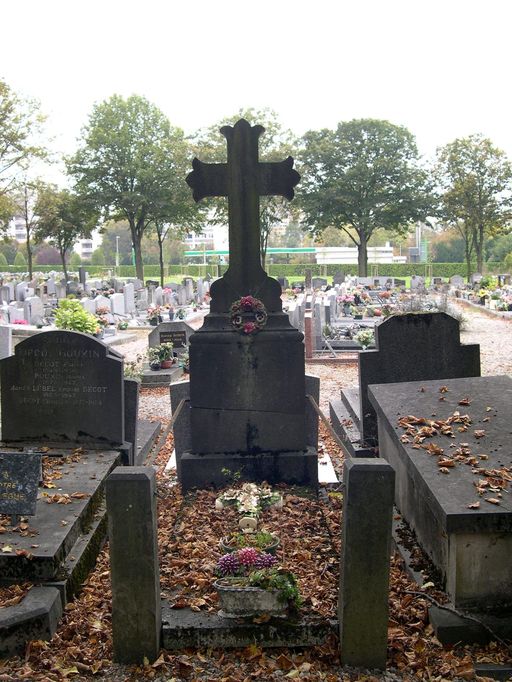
[54,299,98,335]
[14,251,27,266]
[0,253,8,267]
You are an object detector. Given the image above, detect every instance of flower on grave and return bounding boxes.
[13,319,29,325]
[230,296,267,334]
[216,482,283,517]
[216,548,277,577]
[243,321,257,334]
[354,329,375,350]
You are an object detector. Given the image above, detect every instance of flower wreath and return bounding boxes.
[230,295,268,334]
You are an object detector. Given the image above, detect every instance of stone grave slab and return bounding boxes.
[369,375,512,611]
[0,452,41,516]
[0,330,125,447]
[148,321,194,354]
[330,313,480,452]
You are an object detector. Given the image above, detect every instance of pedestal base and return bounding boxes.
[179,447,318,492]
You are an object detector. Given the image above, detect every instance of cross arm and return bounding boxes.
[258,157,300,200]
[186,158,228,202]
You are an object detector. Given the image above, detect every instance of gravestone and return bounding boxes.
[177,286,187,306]
[0,325,12,359]
[123,283,136,313]
[23,296,44,325]
[0,452,41,516]
[15,283,28,302]
[110,293,125,316]
[330,313,481,452]
[0,285,11,304]
[78,267,87,286]
[183,119,317,489]
[81,297,97,315]
[304,269,312,291]
[95,294,111,312]
[46,277,56,296]
[154,286,163,306]
[333,271,345,285]
[450,275,464,287]
[67,281,80,297]
[55,282,67,299]
[471,272,483,285]
[312,277,327,289]
[0,330,125,446]
[148,321,193,354]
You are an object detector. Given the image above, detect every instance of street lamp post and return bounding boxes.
[115,236,120,273]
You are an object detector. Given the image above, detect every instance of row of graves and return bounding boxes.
[331,310,512,648]
[0,330,161,655]
[0,269,210,331]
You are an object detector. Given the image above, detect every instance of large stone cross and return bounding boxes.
[186,119,300,304]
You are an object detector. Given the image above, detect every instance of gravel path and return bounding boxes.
[119,303,511,419]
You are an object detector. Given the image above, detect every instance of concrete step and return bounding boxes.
[329,399,374,458]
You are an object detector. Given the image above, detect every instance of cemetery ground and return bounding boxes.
[1,304,512,680]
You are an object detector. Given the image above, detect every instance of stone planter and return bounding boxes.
[214,579,286,618]
[219,534,280,556]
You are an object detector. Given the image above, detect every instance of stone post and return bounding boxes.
[338,458,395,670]
[106,467,161,663]
[304,313,313,359]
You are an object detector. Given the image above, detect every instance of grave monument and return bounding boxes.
[181,119,317,489]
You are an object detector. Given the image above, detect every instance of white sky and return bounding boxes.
[2,0,512,178]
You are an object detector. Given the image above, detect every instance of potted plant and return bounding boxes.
[158,342,174,369]
[147,347,162,371]
[118,320,129,330]
[147,306,162,326]
[354,328,375,350]
[219,530,280,556]
[214,549,300,618]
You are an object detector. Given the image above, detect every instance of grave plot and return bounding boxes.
[369,375,512,620]
[140,320,192,387]
[0,330,159,653]
[330,312,481,457]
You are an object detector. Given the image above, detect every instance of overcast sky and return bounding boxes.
[2,0,511,178]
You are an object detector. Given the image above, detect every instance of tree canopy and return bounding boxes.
[67,94,198,280]
[298,118,432,275]
[436,134,512,275]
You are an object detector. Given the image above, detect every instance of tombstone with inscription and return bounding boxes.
[450,275,465,287]
[123,283,136,313]
[182,119,317,490]
[330,313,481,454]
[148,321,193,355]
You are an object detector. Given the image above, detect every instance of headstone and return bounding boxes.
[0,285,11,304]
[0,325,12,359]
[8,304,25,323]
[94,294,111,312]
[450,275,464,287]
[15,283,27,302]
[78,266,87,286]
[470,272,483,284]
[132,278,143,290]
[196,278,204,300]
[358,312,480,443]
[136,288,148,310]
[182,118,316,489]
[46,277,56,296]
[333,271,345,285]
[184,278,194,301]
[81,297,96,315]
[66,281,80,296]
[0,330,125,446]
[110,293,125,316]
[123,283,136,313]
[23,296,44,325]
[304,269,312,291]
[55,282,67,299]
[154,286,163,306]
[312,277,327,289]
[148,321,193,354]
[177,286,187,306]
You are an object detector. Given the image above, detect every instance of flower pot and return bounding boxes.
[149,361,161,371]
[214,579,287,618]
[219,534,280,556]
[149,318,158,326]
[160,359,173,369]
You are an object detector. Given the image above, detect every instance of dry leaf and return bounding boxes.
[467,501,480,509]
[486,498,501,505]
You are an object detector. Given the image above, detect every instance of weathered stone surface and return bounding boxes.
[0,330,125,446]
[369,375,512,609]
[123,379,139,465]
[359,312,480,444]
[339,458,395,670]
[106,467,161,664]
[0,452,41,515]
[169,380,191,479]
[0,586,62,656]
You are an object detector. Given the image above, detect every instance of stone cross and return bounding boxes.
[186,119,299,303]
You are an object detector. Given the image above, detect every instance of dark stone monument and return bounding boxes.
[183,119,317,489]
[0,452,41,516]
[148,321,194,354]
[330,313,481,453]
[333,271,345,285]
[1,330,125,447]
[312,277,327,289]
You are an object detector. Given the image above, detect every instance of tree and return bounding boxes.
[436,135,512,274]
[8,179,45,279]
[299,119,432,275]
[0,252,7,267]
[69,251,82,268]
[90,248,106,266]
[0,237,21,264]
[0,78,47,196]
[34,186,98,282]
[67,94,197,280]
[34,244,61,265]
[98,221,133,265]
[192,108,299,267]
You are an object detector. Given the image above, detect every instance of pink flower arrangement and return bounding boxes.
[240,295,257,311]
[243,322,257,334]
[13,319,29,325]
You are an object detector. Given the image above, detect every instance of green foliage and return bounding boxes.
[504,253,512,271]
[14,251,26,266]
[0,78,47,193]
[54,299,98,334]
[436,134,512,274]
[247,568,301,608]
[0,252,8,266]
[226,531,276,551]
[67,94,198,280]
[299,118,433,275]
[90,248,106,265]
[69,252,82,268]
